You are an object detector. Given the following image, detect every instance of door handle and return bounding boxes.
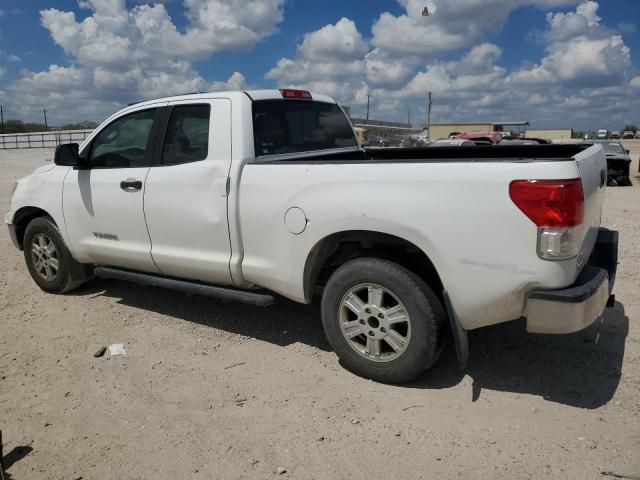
[120,179,142,191]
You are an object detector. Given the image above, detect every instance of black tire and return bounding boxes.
[321,258,446,383]
[23,216,91,294]
[617,176,633,187]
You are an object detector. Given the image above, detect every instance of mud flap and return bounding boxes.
[443,291,468,370]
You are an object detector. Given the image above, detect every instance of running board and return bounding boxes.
[94,267,274,307]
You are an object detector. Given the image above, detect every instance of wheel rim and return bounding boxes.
[338,283,411,363]
[30,233,59,281]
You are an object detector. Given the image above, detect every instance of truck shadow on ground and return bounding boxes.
[81,280,628,409]
[413,302,629,409]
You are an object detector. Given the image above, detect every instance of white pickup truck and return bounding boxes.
[6,89,618,383]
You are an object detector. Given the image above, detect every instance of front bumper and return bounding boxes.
[525,228,618,334]
[6,222,20,250]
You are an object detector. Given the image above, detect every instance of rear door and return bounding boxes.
[143,98,234,285]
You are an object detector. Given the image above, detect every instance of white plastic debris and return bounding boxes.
[108,343,126,356]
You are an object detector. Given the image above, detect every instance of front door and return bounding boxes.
[62,107,161,273]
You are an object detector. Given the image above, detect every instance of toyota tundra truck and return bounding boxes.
[5,89,618,383]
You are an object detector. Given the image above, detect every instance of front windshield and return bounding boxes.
[603,143,625,154]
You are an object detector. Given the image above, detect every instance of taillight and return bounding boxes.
[279,89,312,100]
[509,179,584,260]
[509,179,583,227]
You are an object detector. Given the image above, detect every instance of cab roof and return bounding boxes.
[129,89,336,109]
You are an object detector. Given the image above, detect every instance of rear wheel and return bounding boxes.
[23,217,91,293]
[321,258,445,383]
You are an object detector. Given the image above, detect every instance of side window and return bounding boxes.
[162,105,211,165]
[90,109,157,168]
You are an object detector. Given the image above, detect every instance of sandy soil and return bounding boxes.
[1,144,639,480]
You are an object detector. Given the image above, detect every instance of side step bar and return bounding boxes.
[94,267,274,307]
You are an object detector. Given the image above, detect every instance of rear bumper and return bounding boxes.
[606,158,631,182]
[525,228,618,334]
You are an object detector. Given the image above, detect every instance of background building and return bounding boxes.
[350,118,419,140]
[424,121,529,139]
[524,128,574,140]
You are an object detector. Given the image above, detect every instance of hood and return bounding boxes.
[32,163,56,174]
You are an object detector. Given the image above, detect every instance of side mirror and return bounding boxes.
[625,149,630,155]
[54,143,81,167]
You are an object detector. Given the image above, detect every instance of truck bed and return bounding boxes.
[260,144,593,163]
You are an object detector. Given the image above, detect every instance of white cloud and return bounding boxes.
[370,0,580,57]
[266,18,368,105]
[0,66,6,79]
[510,1,631,88]
[210,71,247,91]
[298,18,368,61]
[543,0,604,42]
[365,49,417,88]
[3,0,638,130]
[6,0,283,123]
[0,50,21,63]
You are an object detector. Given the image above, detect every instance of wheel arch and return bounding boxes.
[11,206,55,250]
[303,230,444,303]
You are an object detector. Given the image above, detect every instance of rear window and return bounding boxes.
[252,100,357,157]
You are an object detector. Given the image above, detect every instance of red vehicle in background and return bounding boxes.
[452,132,503,145]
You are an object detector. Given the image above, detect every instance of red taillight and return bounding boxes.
[509,179,584,227]
[279,89,312,100]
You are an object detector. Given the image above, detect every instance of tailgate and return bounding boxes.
[574,144,607,270]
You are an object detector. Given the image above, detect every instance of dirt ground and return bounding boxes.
[1,144,639,480]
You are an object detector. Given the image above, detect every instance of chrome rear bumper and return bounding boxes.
[525,228,618,334]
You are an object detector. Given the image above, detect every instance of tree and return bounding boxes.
[2,120,47,134]
[622,124,638,133]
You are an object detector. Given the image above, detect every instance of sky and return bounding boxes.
[0,0,639,130]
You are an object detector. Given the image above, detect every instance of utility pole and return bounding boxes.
[0,104,4,134]
[407,107,411,126]
[426,92,432,139]
[43,108,48,131]
[366,94,370,122]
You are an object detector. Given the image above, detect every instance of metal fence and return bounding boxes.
[0,129,94,150]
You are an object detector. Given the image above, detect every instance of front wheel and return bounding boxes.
[321,258,446,383]
[23,217,91,293]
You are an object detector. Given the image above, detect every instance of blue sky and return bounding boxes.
[0,0,639,130]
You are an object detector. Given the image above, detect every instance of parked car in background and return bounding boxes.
[453,132,502,144]
[622,131,635,139]
[399,134,431,148]
[597,129,609,139]
[581,140,632,186]
[636,131,640,139]
[499,138,551,146]
[428,139,475,147]
[354,127,368,146]
[610,131,621,139]
[368,136,391,147]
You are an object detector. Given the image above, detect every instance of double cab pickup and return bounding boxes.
[6,89,618,382]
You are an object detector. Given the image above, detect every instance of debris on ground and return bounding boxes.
[93,347,107,358]
[108,344,126,356]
